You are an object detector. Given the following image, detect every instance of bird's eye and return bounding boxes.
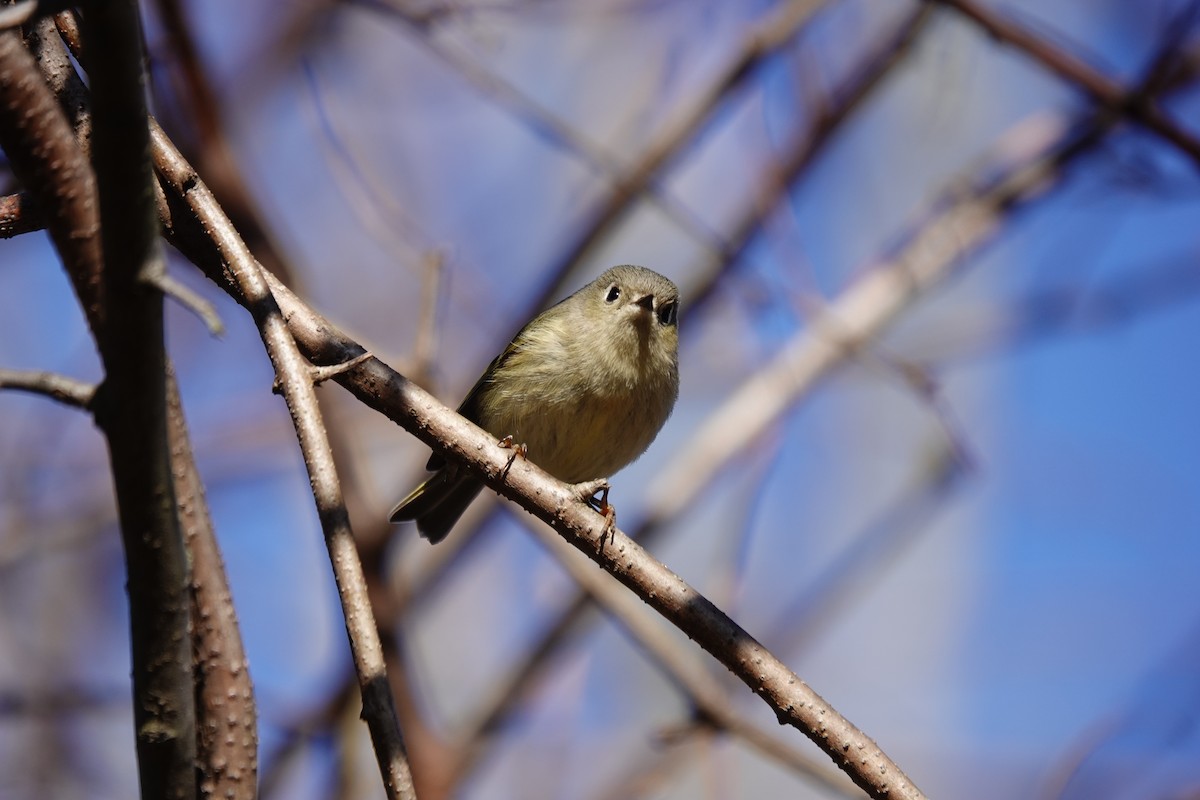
[657,301,677,326]
[604,284,621,303]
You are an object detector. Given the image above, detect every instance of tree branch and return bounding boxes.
[150,121,418,800]
[167,373,258,800]
[0,368,95,409]
[929,0,1200,167]
[79,0,196,795]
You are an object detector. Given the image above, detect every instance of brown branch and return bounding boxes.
[150,123,418,800]
[435,8,937,776]
[0,190,42,237]
[79,0,196,795]
[509,523,861,798]
[515,0,835,324]
[0,15,197,799]
[147,142,923,792]
[929,0,1200,168]
[249,276,925,799]
[0,368,96,408]
[167,374,258,800]
[22,20,254,793]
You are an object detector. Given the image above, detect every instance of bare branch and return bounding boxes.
[0,190,42,237]
[80,0,196,795]
[0,14,197,798]
[254,278,925,799]
[0,368,96,409]
[505,523,862,798]
[167,373,258,800]
[520,0,836,322]
[930,0,1200,167]
[150,121,418,800]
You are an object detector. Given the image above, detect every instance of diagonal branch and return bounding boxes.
[929,0,1200,167]
[518,0,835,320]
[150,120,418,800]
[148,132,925,793]
[251,272,927,800]
[391,3,935,631]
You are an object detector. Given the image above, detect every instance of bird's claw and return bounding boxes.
[570,479,616,550]
[497,435,528,480]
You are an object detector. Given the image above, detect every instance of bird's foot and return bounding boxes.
[497,435,528,480]
[571,478,616,550]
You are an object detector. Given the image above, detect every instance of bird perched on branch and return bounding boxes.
[390,264,680,543]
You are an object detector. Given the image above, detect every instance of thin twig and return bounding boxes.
[929,0,1200,168]
[223,265,922,799]
[487,522,861,797]
[392,3,935,640]
[150,121,418,800]
[437,8,937,775]
[0,368,96,409]
[148,270,225,336]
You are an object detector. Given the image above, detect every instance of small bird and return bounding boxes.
[390,265,680,543]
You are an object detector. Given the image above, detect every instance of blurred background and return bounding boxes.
[3,0,1200,797]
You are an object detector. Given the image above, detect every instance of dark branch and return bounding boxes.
[930,0,1200,168]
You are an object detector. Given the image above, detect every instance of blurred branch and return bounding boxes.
[0,0,73,30]
[0,368,96,409]
[151,121,418,800]
[464,521,861,798]
[150,0,298,287]
[350,0,725,253]
[929,0,1200,168]
[435,6,937,776]
[391,1,935,632]
[523,0,835,318]
[686,3,935,318]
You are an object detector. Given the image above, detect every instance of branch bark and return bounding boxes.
[151,121,418,800]
[0,15,196,798]
[80,1,196,796]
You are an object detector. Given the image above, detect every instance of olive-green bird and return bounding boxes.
[390,265,680,543]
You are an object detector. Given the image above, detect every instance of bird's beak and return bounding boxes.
[634,293,655,312]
